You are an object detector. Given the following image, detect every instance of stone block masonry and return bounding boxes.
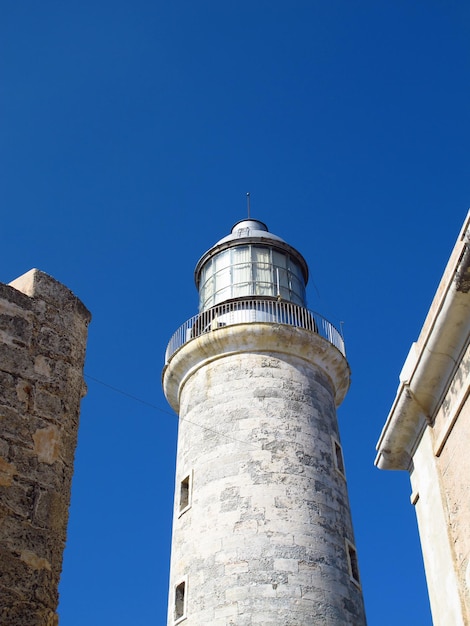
[164,324,366,625]
[0,269,90,626]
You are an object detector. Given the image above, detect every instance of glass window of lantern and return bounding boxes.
[286,257,306,304]
[278,268,290,299]
[200,270,215,309]
[199,260,210,294]
[252,247,273,296]
[214,250,231,302]
[290,258,304,282]
[272,250,287,269]
[271,251,287,298]
[232,246,251,298]
[289,273,305,305]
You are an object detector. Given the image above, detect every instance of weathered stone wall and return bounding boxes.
[0,269,90,626]
[164,325,366,626]
[433,340,470,624]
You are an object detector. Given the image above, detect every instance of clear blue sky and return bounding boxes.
[1,1,469,624]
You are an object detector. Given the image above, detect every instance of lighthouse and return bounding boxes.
[163,218,366,625]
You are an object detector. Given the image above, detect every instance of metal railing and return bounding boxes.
[164,299,345,363]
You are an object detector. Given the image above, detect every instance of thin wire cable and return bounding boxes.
[84,373,260,450]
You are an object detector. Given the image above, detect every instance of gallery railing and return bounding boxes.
[165,298,345,363]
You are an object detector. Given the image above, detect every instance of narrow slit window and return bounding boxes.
[332,437,346,477]
[179,473,192,516]
[174,580,186,622]
[346,540,361,586]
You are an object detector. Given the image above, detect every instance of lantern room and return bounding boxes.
[194,219,309,312]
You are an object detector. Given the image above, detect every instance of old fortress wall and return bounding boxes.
[0,269,90,626]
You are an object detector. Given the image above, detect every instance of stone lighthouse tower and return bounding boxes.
[162,218,366,625]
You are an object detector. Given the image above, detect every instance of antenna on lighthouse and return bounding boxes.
[246,192,251,218]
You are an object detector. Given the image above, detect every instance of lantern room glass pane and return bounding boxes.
[253,247,272,296]
[290,260,304,281]
[200,272,215,309]
[208,249,230,303]
[273,250,287,269]
[289,274,304,303]
[232,246,251,298]
[275,267,288,300]
[214,249,230,271]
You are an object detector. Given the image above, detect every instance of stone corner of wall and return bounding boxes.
[8,269,91,324]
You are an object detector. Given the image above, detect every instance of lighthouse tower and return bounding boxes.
[163,219,366,625]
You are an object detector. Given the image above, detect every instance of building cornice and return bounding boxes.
[375,211,470,470]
